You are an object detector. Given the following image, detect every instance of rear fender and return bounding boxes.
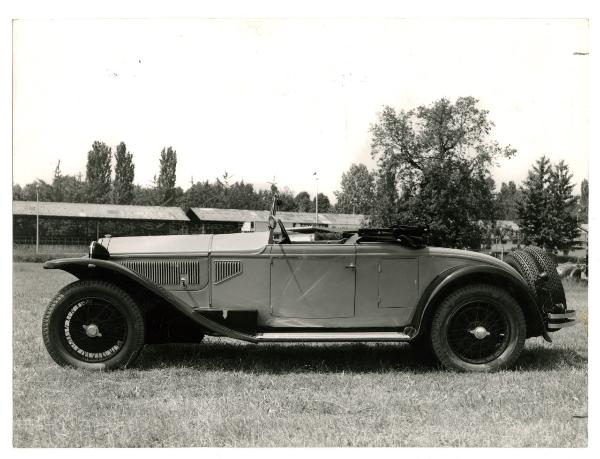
[43,258,258,343]
[411,264,551,342]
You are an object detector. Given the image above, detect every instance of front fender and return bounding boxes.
[43,258,258,343]
[411,264,551,342]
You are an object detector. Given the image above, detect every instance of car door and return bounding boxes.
[270,244,356,319]
[377,258,419,308]
[355,244,419,311]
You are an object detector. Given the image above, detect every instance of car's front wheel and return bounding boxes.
[430,284,526,372]
[42,280,145,370]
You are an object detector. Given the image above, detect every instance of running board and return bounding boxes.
[255,331,412,342]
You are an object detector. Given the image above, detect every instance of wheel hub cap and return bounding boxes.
[62,299,127,363]
[469,325,491,340]
[83,323,102,338]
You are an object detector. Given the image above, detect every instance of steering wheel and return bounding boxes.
[278,219,291,244]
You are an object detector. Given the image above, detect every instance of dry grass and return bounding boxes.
[12,262,588,447]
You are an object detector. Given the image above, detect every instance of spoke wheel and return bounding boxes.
[430,284,526,372]
[446,301,510,364]
[61,298,128,363]
[43,280,145,370]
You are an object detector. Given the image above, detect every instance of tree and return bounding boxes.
[86,141,112,203]
[277,187,297,211]
[51,160,64,202]
[547,161,579,252]
[518,156,579,252]
[18,180,53,201]
[311,193,331,213]
[333,163,375,214]
[370,166,400,227]
[12,184,24,200]
[156,147,177,205]
[113,142,135,204]
[60,173,87,203]
[579,178,588,223]
[132,184,159,206]
[369,97,514,247]
[496,181,522,221]
[294,191,312,212]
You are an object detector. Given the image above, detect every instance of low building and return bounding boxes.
[13,201,366,252]
[13,201,190,251]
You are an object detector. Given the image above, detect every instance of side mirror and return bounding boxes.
[268,215,277,230]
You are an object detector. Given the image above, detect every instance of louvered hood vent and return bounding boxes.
[119,259,204,287]
[213,260,242,284]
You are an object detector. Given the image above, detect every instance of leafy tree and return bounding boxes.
[579,178,588,223]
[370,166,400,227]
[333,163,375,214]
[18,180,54,201]
[156,147,177,205]
[60,173,87,203]
[496,181,522,220]
[85,141,112,203]
[276,187,297,211]
[294,191,312,212]
[181,180,216,208]
[12,184,24,200]
[132,184,159,206]
[518,156,579,252]
[369,97,514,247]
[311,193,331,213]
[113,142,135,204]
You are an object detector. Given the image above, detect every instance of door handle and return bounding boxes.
[345,263,356,269]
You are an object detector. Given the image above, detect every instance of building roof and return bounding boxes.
[188,207,366,227]
[13,201,190,221]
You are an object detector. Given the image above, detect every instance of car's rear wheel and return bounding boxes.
[430,284,526,372]
[42,280,145,370]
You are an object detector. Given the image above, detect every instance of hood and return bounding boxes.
[98,231,270,256]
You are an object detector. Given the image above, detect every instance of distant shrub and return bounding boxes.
[555,254,585,264]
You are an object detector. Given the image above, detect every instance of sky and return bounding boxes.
[12,18,589,201]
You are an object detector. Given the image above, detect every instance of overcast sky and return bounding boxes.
[12,18,589,200]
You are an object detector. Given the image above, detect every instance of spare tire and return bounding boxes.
[504,250,539,297]
[523,246,566,308]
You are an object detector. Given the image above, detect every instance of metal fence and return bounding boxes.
[14,236,91,246]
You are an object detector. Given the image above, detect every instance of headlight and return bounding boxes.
[89,241,110,260]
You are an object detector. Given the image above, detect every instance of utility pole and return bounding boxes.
[313,172,318,225]
[35,183,39,254]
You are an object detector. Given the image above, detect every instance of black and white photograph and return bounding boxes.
[7,2,591,451]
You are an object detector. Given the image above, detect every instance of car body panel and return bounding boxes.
[45,230,551,341]
[270,244,356,319]
[211,256,271,312]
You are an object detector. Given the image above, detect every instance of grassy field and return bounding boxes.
[12,262,588,447]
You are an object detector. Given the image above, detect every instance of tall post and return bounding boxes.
[314,172,318,226]
[36,184,39,254]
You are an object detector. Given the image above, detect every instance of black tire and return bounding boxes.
[430,284,526,372]
[42,280,145,370]
[523,246,566,308]
[504,250,539,296]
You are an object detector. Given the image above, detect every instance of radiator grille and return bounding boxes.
[120,260,203,286]
[213,260,242,284]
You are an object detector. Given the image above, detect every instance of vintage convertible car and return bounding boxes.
[42,201,575,372]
